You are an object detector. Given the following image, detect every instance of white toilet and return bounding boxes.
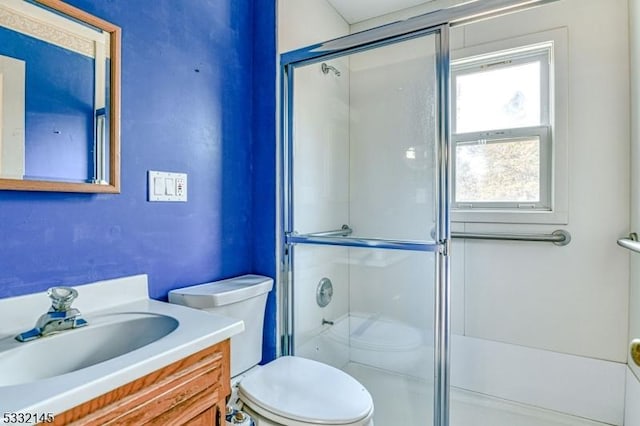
[169,275,374,426]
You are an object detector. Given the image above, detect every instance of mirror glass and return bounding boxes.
[0,0,120,192]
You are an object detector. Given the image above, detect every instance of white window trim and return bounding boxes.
[451,28,568,225]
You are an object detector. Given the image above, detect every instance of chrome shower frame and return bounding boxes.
[278,2,559,425]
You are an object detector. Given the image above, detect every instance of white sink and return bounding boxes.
[0,274,244,419]
[0,312,178,387]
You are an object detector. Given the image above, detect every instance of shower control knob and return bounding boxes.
[316,277,333,308]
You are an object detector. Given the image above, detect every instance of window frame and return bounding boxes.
[452,47,551,134]
[450,28,568,225]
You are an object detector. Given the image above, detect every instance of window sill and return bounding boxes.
[452,208,568,225]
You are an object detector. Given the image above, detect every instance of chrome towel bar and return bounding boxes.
[453,230,571,246]
[617,233,640,253]
[296,226,572,247]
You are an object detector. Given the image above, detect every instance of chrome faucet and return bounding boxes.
[15,287,88,342]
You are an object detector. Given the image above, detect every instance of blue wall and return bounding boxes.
[0,1,277,361]
[252,0,278,363]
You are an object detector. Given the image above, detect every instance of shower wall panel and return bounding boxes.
[292,59,350,235]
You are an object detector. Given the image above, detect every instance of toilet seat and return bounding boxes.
[238,356,373,425]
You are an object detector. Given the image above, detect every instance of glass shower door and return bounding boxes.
[282,26,450,426]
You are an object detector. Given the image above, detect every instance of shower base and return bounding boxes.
[344,362,610,426]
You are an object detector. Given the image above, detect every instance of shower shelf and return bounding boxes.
[618,233,640,254]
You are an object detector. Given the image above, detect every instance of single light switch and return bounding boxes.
[153,177,164,195]
[165,178,175,195]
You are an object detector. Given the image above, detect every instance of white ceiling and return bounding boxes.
[326,0,436,24]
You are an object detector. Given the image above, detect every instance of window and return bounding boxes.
[452,44,553,214]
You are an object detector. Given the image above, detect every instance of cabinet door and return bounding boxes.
[184,405,221,426]
[49,340,231,426]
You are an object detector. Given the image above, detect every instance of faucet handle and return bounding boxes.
[47,287,78,311]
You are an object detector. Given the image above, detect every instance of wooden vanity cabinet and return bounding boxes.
[47,339,230,426]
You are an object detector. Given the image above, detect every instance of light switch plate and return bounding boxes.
[148,171,187,202]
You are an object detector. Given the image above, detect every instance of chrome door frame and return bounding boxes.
[281,24,450,426]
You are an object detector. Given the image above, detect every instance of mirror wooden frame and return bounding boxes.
[0,0,121,193]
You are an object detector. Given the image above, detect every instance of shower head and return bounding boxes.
[321,62,341,77]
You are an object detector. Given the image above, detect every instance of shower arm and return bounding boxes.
[321,63,341,77]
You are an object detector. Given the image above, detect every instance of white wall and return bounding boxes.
[278,0,348,53]
[349,0,465,32]
[627,0,640,419]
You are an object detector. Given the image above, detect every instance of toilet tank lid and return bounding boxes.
[168,274,273,308]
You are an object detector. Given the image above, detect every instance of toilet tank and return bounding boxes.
[168,274,273,377]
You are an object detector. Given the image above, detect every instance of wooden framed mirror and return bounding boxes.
[0,0,120,193]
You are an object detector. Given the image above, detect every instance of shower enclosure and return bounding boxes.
[280,1,558,425]
[283,26,450,425]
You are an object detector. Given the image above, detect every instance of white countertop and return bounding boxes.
[0,275,244,422]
